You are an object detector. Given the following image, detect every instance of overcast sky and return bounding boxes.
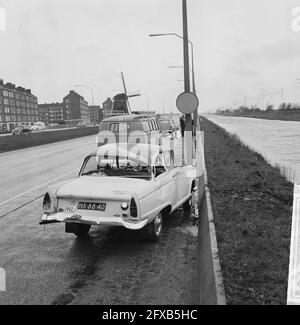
[1,0,300,113]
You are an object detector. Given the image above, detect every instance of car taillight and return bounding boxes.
[43,193,51,211]
[130,198,138,219]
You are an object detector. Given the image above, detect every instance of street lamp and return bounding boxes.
[153,96,166,115]
[149,32,198,136]
[74,84,95,106]
[149,33,196,96]
[149,1,196,166]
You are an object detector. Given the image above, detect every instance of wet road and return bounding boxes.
[0,198,198,305]
[0,136,199,305]
[0,135,96,206]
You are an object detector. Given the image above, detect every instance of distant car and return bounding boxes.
[30,122,46,131]
[76,124,87,128]
[40,143,197,242]
[12,128,32,135]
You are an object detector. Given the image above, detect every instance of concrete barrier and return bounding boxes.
[197,129,226,305]
[198,186,226,305]
[287,184,300,305]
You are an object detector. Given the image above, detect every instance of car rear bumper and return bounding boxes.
[40,212,148,230]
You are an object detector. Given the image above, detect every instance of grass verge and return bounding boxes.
[200,117,293,305]
[0,127,99,153]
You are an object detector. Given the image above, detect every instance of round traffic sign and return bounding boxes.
[176,92,199,114]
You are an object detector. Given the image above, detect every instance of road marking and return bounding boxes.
[0,169,77,208]
[0,194,44,220]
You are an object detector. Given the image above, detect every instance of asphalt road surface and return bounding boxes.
[0,135,199,305]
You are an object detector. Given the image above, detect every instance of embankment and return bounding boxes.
[200,117,293,305]
[0,127,99,153]
[217,109,300,122]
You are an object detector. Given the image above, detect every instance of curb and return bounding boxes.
[197,128,226,305]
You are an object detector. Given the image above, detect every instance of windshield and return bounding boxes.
[159,120,172,130]
[80,155,152,179]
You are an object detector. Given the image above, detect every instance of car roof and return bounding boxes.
[101,114,155,123]
[87,143,170,164]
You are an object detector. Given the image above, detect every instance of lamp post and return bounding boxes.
[149,34,196,96]
[149,30,198,139]
[149,0,196,165]
[74,84,95,106]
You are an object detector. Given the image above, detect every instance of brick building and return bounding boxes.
[63,90,90,124]
[89,105,103,124]
[102,97,113,117]
[39,90,91,126]
[38,102,64,125]
[0,79,39,133]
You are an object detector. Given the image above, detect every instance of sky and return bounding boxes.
[1,0,300,113]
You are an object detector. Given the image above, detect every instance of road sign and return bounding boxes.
[176,92,199,114]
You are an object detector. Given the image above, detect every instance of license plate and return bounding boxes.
[77,202,106,212]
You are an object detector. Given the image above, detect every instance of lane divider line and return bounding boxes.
[0,195,44,220]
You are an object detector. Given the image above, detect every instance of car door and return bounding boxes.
[168,150,190,207]
[154,153,177,209]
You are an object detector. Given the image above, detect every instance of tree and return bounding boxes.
[278,103,287,110]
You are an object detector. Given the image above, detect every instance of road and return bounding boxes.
[0,135,199,305]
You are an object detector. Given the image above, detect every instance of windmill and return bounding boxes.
[111,72,141,115]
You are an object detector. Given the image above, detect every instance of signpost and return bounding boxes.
[182,0,194,165]
[176,92,199,115]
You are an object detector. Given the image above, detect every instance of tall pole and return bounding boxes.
[182,0,193,165]
[261,88,264,109]
[189,41,198,131]
[281,88,284,103]
[74,85,94,106]
[91,88,95,106]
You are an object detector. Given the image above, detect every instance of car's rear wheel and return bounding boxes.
[142,212,163,243]
[65,223,91,237]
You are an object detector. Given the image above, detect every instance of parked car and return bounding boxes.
[12,127,32,135]
[40,143,197,242]
[30,122,46,131]
[98,114,160,146]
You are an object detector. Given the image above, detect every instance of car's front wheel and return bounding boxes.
[65,223,91,237]
[142,212,163,243]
